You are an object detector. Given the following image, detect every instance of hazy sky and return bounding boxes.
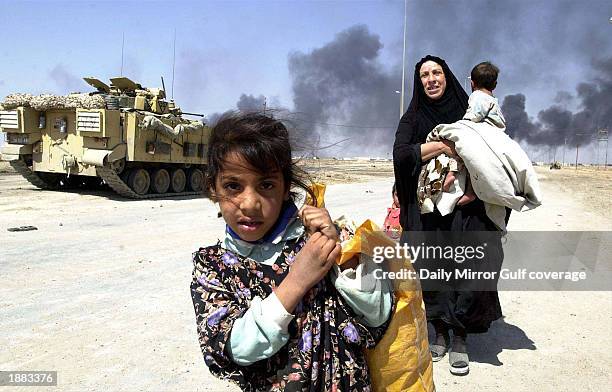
[1,0,611,162]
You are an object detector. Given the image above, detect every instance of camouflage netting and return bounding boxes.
[139,115,204,139]
[174,122,204,134]
[1,93,33,110]
[1,93,105,111]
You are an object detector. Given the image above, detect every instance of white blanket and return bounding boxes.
[427,120,542,231]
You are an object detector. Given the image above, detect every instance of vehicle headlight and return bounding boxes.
[7,133,29,144]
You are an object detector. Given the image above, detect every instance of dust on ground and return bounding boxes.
[535,165,612,215]
[0,160,610,392]
[300,158,394,184]
[0,160,12,173]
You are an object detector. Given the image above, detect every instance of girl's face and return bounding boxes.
[214,152,289,242]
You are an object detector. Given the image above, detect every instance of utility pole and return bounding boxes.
[606,129,609,170]
[575,142,579,170]
[562,138,567,166]
[606,131,610,170]
[464,76,471,92]
[575,133,585,170]
[263,97,267,115]
[597,128,609,169]
[399,0,407,118]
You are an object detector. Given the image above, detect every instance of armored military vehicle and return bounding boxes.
[0,77,209,198]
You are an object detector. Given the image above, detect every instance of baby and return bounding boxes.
[442,61,506,205]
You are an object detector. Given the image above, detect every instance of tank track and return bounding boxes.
[8,159,59,190]
[97,166,201,199]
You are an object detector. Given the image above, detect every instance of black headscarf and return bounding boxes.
[393,55,469,231]
[407,55,469,135]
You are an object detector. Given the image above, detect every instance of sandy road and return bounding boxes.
[0,165,610,391]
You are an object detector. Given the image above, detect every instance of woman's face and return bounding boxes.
[419,60,447,100]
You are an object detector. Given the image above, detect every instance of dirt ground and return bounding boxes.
[0,160,610,392]
[301,157,395,184]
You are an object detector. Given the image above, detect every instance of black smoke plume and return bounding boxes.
[287,25,399,156]
[49,65,85,93]
[503,57,612,146]
[236,94,266,112]
[202,0,612,158]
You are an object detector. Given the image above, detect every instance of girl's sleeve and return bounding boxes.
[330,261,393,327]
[226,293,293,365]
[190,255,242,374]
[393,113,423,178]
[191,249,294,369]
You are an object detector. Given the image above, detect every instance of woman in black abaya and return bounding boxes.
[393,55,504,376]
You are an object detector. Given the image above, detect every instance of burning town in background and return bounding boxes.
[0,1,611,164]
[1,2,612,392]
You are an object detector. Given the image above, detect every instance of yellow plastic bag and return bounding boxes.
[366,294,434,392]
[337,220,434,392]
[304,182,326,208]
[308,183,434,391]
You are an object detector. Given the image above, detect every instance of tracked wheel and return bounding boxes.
[111,158,126,175]
[120,169,131,184]
[151,168,170,194]
[81,176,105,189]
[170,168,186,193]
[187,168,204,192]
[128,168,150,195]
[35,172,63,189]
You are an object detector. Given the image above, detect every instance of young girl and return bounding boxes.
[190,113,393,391]
[383,183,402,240]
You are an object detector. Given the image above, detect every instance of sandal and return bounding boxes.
[429,343,448,362]
[449,350,470,375]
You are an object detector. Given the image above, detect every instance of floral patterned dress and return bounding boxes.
[190,236,392,392]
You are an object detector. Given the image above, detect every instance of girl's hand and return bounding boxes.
[299,205,339,242]
[275,232,340,312]
[290,232,340,291]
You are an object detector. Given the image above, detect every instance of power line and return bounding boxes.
[199,106,398,129]
[274,111,396,129]
[283,117,396,129]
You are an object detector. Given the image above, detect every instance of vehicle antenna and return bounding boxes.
[121,32,125,76]
[171,28,177,101]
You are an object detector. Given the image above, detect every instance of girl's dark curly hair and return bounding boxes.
[205,111,315,202]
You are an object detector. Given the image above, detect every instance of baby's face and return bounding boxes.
[214,152,288,242]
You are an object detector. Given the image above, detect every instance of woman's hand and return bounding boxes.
[440,140,458,158]
[421,140,461,161]
[299,205,339,242]
[275,232,341,312]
